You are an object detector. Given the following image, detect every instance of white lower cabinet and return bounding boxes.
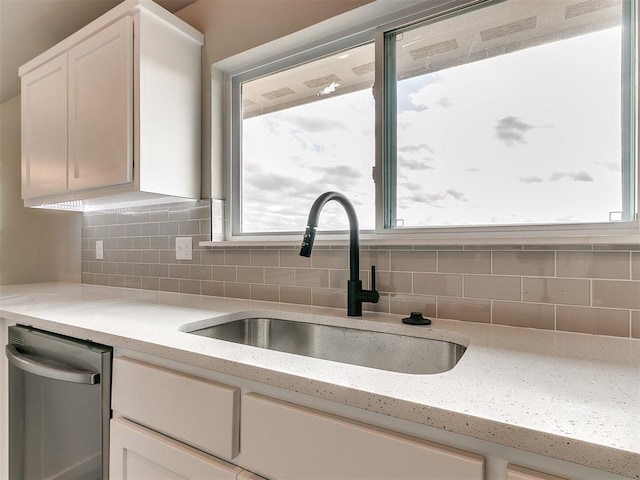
[241,393,485,480]
[507,464,567,480]
[109,418,242,480]
[111,357,239,460]
[109,355,622,480]
[237,471,268,480]
[110,357,265,480]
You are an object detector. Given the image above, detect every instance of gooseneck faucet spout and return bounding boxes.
[300,192,379,316]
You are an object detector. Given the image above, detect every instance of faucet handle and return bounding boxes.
[365,265,380,304]
[370,265,377,292]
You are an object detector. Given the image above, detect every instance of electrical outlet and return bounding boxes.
[175,237,192,260]
[95,240,104,260]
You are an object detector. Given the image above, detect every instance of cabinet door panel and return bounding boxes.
[507,464,567,480]
[21,54,68,198]
[237,471,267,480]
[241,393,484,480]
[68,16,133,191]
[109,418,241,480]
[112,357,240,461]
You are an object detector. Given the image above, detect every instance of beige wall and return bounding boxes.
[0,95,80,285]
[176,0,374,199]
[176,0,373,65]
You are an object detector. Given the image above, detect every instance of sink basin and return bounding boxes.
[187,317,466,374]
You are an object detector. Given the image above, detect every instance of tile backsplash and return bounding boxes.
[82,201,640,339]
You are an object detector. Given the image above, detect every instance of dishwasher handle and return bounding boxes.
[5,344,100,385]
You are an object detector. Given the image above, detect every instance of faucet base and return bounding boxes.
[347,280,380,317]
[347,280,364,316]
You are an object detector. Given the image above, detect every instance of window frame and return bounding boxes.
[229,31,377,239]
[216,0,640,246]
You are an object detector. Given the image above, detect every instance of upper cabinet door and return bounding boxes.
[68,17,133,192]
[21,54,68,199]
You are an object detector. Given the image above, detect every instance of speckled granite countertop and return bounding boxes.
[1,282,638,478]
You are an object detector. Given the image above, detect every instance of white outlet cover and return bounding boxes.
[176,237,192,260]
[96,240,104,260]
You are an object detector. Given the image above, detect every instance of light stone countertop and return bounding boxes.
[1,282,638,478]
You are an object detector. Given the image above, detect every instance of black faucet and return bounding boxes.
[300,191,379,316]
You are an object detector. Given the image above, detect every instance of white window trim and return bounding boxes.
[202,0,640,247]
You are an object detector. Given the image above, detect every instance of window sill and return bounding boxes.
[200,226,640,249]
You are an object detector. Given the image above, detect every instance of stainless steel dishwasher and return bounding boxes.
[6,324,112,480]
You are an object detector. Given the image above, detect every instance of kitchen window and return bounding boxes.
[226,0,638,242]
[237,42,376,234]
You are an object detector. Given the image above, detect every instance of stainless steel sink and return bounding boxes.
[187,317,466,374]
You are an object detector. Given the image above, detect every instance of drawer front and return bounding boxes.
[238,471,268,480]
[110,418,242,480]
[112,357,239,460]
[241,393,484,480]
[507,464,567,480]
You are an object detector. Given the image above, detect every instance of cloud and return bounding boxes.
[519,176,544,183]
[446,190,467,201]
[245,170,301,192]
[309,164,365,193]
[244,163,367,226]
[399,143,434,154]
[280,114,346,132]
[436,97,452,107]
[398,144,436,172]
[310,143,327,154]
[312,164,362,179]
[549,171,594,182]
[494,116,536,146]
[398,73,445,111]
[602,161,621,172]
[398,155,433,170]
[554,214,577,222]
[406,189,468,207]
[244,164,317,202]
[401,182,422,192]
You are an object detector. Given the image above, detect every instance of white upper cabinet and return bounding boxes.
[19,0,203,211]
[68,17,133,192]
[21,54,68,199]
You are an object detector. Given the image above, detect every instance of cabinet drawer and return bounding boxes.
[238,471,268,480]
[112,357,239,460]
[241,393,484,480]
[110,418,242,480]
[507,464,567,480]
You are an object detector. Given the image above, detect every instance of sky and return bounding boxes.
[395,26,623,228]
[242,87,375,232]
[241,25,625,234]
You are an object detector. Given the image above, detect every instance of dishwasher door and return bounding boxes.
[6,325,112,480]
